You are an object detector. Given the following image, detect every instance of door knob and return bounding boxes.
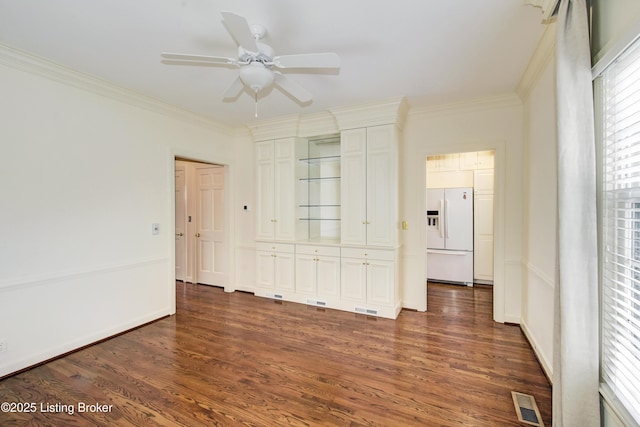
[195,233,201,238]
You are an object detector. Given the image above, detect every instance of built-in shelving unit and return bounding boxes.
[251,98,406,319]
[297,134,341,242]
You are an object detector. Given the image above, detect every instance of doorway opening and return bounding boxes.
[175,158,229,287]
[425,149,495,298]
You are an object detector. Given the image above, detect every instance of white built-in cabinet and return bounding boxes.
[256,242,295,292]
[340,248,395,312]
[253,110,402,319]
[256,138,297,241]
[295,245,340,300]
[341,125,398,247]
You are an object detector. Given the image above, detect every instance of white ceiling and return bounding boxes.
[0,1,545,126]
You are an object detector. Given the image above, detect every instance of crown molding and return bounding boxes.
[524,0,560,24]
[246,114,301,141]
[516,23,556,100]
[408,93,522,118]
[246,97,408,141]
[298,111,339,137]
[329,97,409,131]
[0,44,235,135]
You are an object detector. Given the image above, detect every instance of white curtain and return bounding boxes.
[554,0,600,425]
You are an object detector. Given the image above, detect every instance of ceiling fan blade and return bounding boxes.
[274,73,312,104]
[221,11,258,52]
[161,52,237,65]
[273,53,340,69]
[222,77,245,101]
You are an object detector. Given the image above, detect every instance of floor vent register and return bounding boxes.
[511,391,544,426]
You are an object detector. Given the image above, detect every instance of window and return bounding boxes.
[598,36,640,425]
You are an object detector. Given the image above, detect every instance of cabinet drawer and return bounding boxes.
[340,247,395,261]
[256,242,295,253]
[296,244,340,257]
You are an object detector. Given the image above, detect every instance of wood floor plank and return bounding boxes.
[0,282,551,426]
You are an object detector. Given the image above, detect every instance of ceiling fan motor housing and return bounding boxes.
[239,62,274,93]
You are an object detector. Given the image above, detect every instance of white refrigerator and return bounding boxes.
[426,187,474,285]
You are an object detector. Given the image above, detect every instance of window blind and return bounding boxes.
[599,36,640,425]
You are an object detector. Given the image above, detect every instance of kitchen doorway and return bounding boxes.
[425,150,495,288]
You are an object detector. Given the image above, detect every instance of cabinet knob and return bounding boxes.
[175,232,183,237]
[195,233,201,238]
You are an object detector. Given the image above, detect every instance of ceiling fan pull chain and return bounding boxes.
[254,90,259,118]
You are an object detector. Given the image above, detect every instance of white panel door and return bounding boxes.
[195,165,227,286]
[175,165,186,281]
[366,125,397,247]
[256,141,275,240]
[444,187,473,251]
[340,128,367,245]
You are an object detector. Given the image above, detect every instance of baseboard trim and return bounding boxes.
[0,313,170,381]
[520,321,553,385]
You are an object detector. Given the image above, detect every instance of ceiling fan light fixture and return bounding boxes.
[239,62,275,93]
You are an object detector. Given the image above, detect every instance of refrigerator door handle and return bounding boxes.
[438,199,444,238]
[445,199,450,239]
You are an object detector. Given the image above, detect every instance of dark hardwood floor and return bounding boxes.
[0,282,551,426]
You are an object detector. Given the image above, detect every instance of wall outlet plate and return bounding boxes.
[0,340,8,353]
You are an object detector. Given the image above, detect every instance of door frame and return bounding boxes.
[168,150,235,315]
[424,142,505,323]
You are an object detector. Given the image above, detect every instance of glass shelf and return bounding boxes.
[299,155,341,164]
[299,176,341,181]
[297,134,341,242]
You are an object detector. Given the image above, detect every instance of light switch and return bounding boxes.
[152,223,160,235]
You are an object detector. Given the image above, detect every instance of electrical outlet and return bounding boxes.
[0,340,7,353]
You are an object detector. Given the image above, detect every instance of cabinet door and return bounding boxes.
[459,152,477,170]
[367,259,394,306]
[295,253,316,294]
[256,141,275,240]
[341,257,366,301]
[476,150,494,169]
[274,138,296,241]
[341,128,367,245]
[317,256,340,297]
[274,252,295,291]
[256,251,275,288]
[366,125,397,247]
[474,193,494,281]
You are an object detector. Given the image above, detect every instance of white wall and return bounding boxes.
[0,48,246,377]
[401,96,524,321]
[519,34,557,379]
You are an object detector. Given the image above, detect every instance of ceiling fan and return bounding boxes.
[162,11,340,113]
